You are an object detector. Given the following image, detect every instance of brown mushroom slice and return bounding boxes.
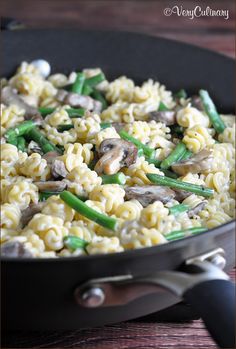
[187,201,207,218]
[95,138,138,175]
[56,90,102,113]
[1,241,33,258]
[21,202,45,227]
[173,189,191,202]
[148,111,176,125]
[42,151,61,164]
[171,149,213,176]
[34,181,67,192]
[51,159,68,179]
[191,95,204,111]
[125,185,175,207]
[1,86,41,119]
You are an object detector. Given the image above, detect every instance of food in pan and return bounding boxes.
[1,61,235,258]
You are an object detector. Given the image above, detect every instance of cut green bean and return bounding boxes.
[161,169,179,179]
[146,158,162,167]
[5,121,35,141]
[7,137,18,146]
[57,124,74,132]
[180,149,193,161]
[64,235,88,251]
[66,107,85,118]
[38,107,55,117]
[161,142,186,169]
[165,227,207,241]
[199,90,226,133]
[26,127,57,154]
[39,191,60,201]
[85,73,105,88]
[147,174,214,198]
[82,84,93,96]
[91,90,108,110]
[169,204,190,216]
[71,72,85,94]
[100,122,111,129]
[39,107,85,118]
[174,89,187,99]
[119,130,155,159]
[101,173,126,185]
[17,136,26,152]
[60,191,117,230]
[138,148,144,157]
[158,102,169,111]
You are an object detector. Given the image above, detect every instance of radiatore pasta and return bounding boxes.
[0,60,235,258]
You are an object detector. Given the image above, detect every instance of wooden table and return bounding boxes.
[1,1,235,348]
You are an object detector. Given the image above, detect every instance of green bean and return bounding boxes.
[138,148,144,157]
[101,173,126,185]
[147,174,214,198]
[165,227,207,241]
[161,142,186,169]
[199,90,226,133]
[100,122,111,129]
[57,124,74,132]
[169,204,190,216]
[174,89,187,99]
[146,158,162,167]
[71,72,85,94]
[82,84,93,96]
[158,102,169,111]
[39,191,60,201]
[119,130,155,159]
[38,107,55,117]
[64,235,88,251]
[6,137,18,146]
[5,121,35,141]
[85,73,105,88]
[26,127,57,154]
[91,90,108,110]
[60,191,117,230]
[180,149,193,161]
[17,136,26,152]
[66,107,85,118]
[161,169,179,179]
[38,107,85,118]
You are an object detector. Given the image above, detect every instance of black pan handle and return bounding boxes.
[184,279,235,348]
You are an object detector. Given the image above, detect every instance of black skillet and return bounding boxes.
[1,30,235,348]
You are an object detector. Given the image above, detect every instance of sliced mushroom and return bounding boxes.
[28,141,44,155]
[1,241,33,258]
[191,95,204,111]
[95,138,138,175]
[148,111,176,125]
[1,86,42,120]
[187,201,207,218]
[42,151,61,164]
[56,89,102,113]
[51,159,68,179]
[21,202,45,227]
[171,149,213,176]
[125,185,175,207]
[111,122,127,132]
[34,181,67,192]
[173,189,191,202]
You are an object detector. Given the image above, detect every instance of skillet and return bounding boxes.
[1,29,235,348]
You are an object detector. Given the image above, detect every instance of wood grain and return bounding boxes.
[1,1,235,348]
[1,0,235,57]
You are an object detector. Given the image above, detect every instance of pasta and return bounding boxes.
[0,60,235,258]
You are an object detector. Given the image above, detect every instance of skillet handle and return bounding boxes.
[183,279,235,349]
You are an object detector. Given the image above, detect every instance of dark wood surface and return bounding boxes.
[1,1,235,348]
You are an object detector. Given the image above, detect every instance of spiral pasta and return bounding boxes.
[1,61,235,258]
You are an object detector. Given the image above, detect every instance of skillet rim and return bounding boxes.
[1,29,235,263]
